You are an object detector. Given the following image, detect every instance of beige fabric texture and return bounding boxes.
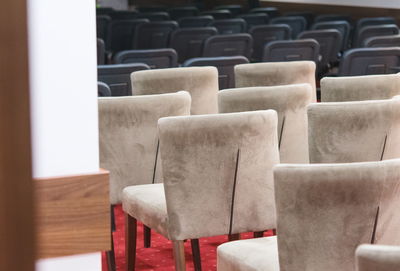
[99,91,191,204]
[217,160,400,271]
[321,74,400,102]
[356,245,400,271]
[159,110,280,240]
[218,84,313,163]
[131,66,219,115]
[308,98,400,163]
[234,61,317,102]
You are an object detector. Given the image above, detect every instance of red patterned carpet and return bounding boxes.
[102,205,274,271]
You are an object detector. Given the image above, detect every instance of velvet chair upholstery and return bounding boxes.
[321,73,400,102]
[218,159,400,271]
[308,97,400,163]
[131,67,219,115]
[218,84,313,163]
[356,245,400,271]
[234,61,317,102]
[123,110,280,270]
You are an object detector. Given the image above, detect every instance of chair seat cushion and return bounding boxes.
[217,236,280,271]
[122,183,169,238]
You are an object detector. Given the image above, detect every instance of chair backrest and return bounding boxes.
[271,16,307,38]
[314,14,352,24]
[99,91,191,205]
[214,5,243,16]
[356,17,397,32]
[113,48,178,68]
[201,10,232,20]
[131,66,219,114]
[365,34,400,48]
[308,98,400,163]
[169,27,218,63]
[355,24,399,48]
[210,19,247,35]
[262,39,320,64]
[235,61,317,101]
[311,20,351,51]
[97,38,106,65]
[274,160,394,271]
[357,245,400,271]
[238,13,269,30]
[108,11,138,20]
[96,7,115,15]
[183,56,249,89]
[159,110,280,240]
[137,6,167,13]
[96,15,111,42]
[203,34,253,58]
[168,7,199,20]
[249,7,280,18]
[284,11,314,28]
[134,21,179,49]
[219,84,312,163]
[178,15,214,28]
[321,74,400,102]
[298,30,342,70]
[249,24,291,61]
[98,82,112,97]
[98,63,150,96]
[339,47,400,76]
[135,12,170,21]
[108,19,149,52]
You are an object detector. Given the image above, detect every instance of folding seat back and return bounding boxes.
[169,27,218,63]
[201,10,232,20]
[97,38,106,65]
[108,11,138,20]
[134,21,179,49]
[219,84,313,163]
[357,245,400,271]
[210,19,247,35]
[168,7,199,20]
[96,7,114,15]
[214,5,243,16]
[96,15,111,42]
[238,13,269,30]
[249,24,291,61]
[271,16,307,39]
[338,47,400,76]
[183,56,249,89]
[262,39,320,64]
[98,82,112,97]
[178,15,214,28]
[355,24,399,48]
[249,7,280,18]
[135,12,170,21]
[284,11,314,28]
[99,91,191,204]
[365,34,400,48]
[203,34,253,59]
[108,19,149,52]
[98,63,150,96]
[314,14,352,24]
[113,48,178,69]
[137,6,167,13]
[311,20,351,51]
[357,17,397,32]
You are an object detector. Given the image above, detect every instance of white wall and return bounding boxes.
[27,0,101,269]
[263,0,400,9]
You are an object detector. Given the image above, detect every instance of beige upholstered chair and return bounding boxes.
[218,159,400,271]
[98,91,191,261]
[131,66,219,115]
[321,74,400,102]
[234,61,317,102]
[356,245,400,271]
[308,97,400,163]
[218,84,313,163]
[123,110,280,270]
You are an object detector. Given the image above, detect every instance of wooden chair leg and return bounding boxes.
[143,225,151,248]
[228,233,241,241]
[191,239,202,271]
[254,231,264,238]
[173,240,186,271]
[125,213,137,271]
[106,231,116,271]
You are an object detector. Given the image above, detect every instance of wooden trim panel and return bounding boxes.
[35,170,111,259]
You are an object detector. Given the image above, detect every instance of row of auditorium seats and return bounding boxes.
[98,65,400,270]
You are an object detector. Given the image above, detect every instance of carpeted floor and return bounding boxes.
[102,205,274,271]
